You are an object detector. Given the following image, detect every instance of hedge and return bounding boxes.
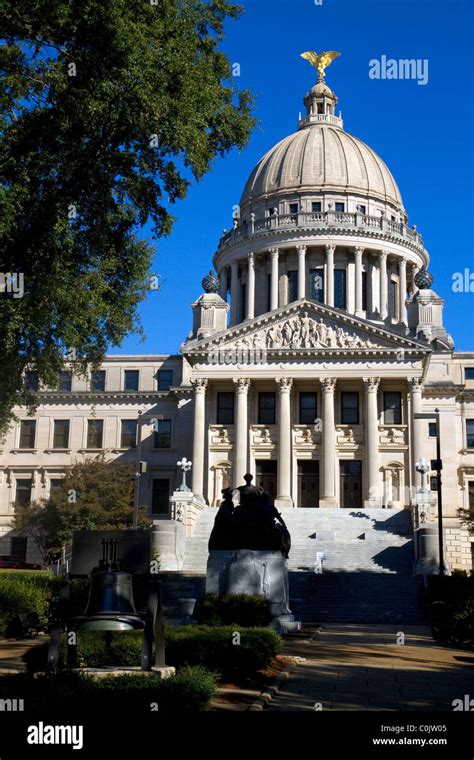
[24,625,282,678]
[0,666,216,713]
[195,593,271,627]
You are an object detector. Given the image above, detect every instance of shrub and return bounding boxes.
[165,625,282,677]
[0,571,59,635]
[0,666,216,713]
[23,625,282,679]
[195,593,271,627]
[454,598,474,643]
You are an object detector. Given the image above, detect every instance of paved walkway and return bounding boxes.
[266,625,474,711]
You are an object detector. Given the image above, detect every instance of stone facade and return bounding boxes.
[0,71,473,571]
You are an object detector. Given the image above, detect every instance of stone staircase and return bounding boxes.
[162,507,427,624]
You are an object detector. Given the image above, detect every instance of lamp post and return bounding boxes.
[176,458,192,492]
[132,412,164,530]
[414,409,445,575]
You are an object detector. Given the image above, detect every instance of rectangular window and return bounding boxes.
[384,392,402,424]
[289,202,299,216]
[466,420,474,449]
[87,419,104,448]
[152,479,170,515]
[287,270,298,303]
[25,371,38,391]
[390,279,399,320]
[310,268,324,303]
[58,371,72,391]
[267,273,271,312]
[154,419,172,449]
[430,476,438,492]
[341,392,359,425]
[300,393,317,424]
[91,370,106,392]
[258,392,276,425]
[217,392,234,425]
[50,479,63,496]
[335,202,345,213]
[15,479,32,506]
[19,420,36,449]
[465,368,474,380]
[469,481,474,512]
[121,420,137,448]
[124,370,139,391]
[240,282,247,320]
[334,269,347,309]
[356,204,366,214]
[53,420,70,449]
[312,201,322,213]
[428,422,437,438]
[362,271,368,311]
[157,369,173,391]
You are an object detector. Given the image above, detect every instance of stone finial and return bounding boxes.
[202,270,220,294]
[414,266,433,289]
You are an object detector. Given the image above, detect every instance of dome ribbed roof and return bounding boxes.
[240,125,404,211]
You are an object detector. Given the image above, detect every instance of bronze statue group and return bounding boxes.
[209,474,291,558]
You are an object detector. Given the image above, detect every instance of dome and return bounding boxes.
[240,124,404,212]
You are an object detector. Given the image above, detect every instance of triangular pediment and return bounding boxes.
[182,299,431,362]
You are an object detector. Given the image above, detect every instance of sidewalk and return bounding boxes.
[265,624,474,711]
[0,636,43,673]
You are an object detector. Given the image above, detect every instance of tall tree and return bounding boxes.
[0,0,255,430]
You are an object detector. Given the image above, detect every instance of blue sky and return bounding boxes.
[110,0,474,356]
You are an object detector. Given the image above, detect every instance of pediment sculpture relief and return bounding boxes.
[228,312,377,351]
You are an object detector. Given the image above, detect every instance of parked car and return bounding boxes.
[0,555,42,570]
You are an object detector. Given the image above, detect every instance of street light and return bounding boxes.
[414,409,445,575]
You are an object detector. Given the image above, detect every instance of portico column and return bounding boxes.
[320,377,337,507]
[297,245,306,300]
[363,377,381,506]
[326,244,335,307]
[230,260,239,325]
[233,377,250,485]
[270,247,279,311]
[219,268,228,301]
[409,377,423,491]
[246,252,255,320]
[276,377,293,507]
[354,246,364,317]
[191,378,207,502]
[379,251,388,321]
[399,257,407,325]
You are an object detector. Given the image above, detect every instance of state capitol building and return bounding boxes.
[1,66,473,573]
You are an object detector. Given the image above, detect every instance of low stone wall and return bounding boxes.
[444,520,473,571]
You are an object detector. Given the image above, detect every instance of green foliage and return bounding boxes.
[165,625,282,677]
[0,666,216,712]
[454,597,474,643]
[0,570,58,635]
[0,0,255,431]
[13,456,149,561]
[23,625,282,678]
[195,593,272,627]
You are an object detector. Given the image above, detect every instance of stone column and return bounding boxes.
[379,251,388,320]
[246,252,255,320]
[326,244,335,307]
[320,377,337,507]
[409,377,423,491]
[363,377,381,506]
[270,247,279,311]
[219,268,228,302]
[399,257,407,325]
[297,245,306,300]
[354,246,364,317]
[230,260,239,325]
[191,378,207,502]
[276,377,293,507]
[233,377,250,486]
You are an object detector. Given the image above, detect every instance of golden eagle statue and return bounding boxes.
[300,50,341,81]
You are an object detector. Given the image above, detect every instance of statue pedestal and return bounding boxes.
[206,549,301,631]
